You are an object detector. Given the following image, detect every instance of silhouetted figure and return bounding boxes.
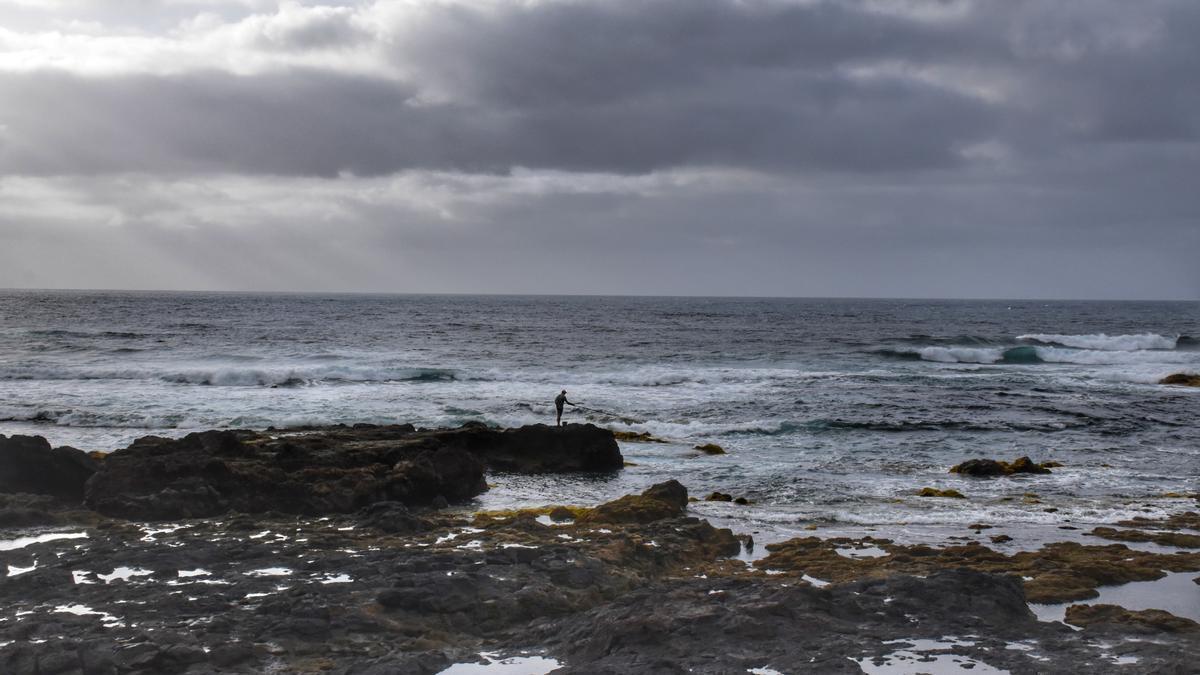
[555,390,575,426]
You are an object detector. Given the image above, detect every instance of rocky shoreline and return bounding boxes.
[3,425,1199,674]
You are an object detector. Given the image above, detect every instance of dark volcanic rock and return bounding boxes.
[0,435,97,501]
[951,456,1054,477]
[449,423,623,473]
[84,428,487,520]
[81,423,621,520]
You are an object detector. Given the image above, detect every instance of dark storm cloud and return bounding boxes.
[1,1,1197,178]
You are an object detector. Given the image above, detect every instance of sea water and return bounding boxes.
[1,291,1197,542]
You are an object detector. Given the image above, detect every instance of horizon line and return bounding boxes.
[1,286,1196,304]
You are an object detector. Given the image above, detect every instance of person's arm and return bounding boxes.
[567,398,576,406]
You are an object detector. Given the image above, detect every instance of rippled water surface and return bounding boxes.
[2,291,1197,537]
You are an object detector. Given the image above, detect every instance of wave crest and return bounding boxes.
[1017,333,1178,351]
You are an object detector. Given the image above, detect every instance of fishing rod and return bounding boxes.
[572,404,647,425]
[525,400,646,425]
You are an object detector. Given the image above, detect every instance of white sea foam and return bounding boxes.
[1033,347,1195,365]
[1018,333,1178,351]
[901,345,1197,365]
[913,347,1006,364]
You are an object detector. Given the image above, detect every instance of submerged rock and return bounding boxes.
[1090,526,1200,549]
[918,487,966,498]
[694,443,726,455]
[0,435,97,501]
[611,430,668,443]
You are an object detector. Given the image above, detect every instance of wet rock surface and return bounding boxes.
[1159,372,1200,386]
[950,456,1057,477]
[1064,603,1200,634]
[3,433,1199,674]
[5,493,1198,674]
[756,536,1200,604]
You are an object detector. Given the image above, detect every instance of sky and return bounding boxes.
[0,0,1197,300]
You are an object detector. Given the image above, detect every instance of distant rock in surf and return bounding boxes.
[1160,372,1200,386]
[950,456,1056,477]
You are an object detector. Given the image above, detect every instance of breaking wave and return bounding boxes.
[876,345,1196,365]
[1018,333,1180,351]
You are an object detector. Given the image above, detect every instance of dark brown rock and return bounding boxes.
[950,456,1055,477]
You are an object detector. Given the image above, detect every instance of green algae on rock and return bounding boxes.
[1089,526,1200,549]
[611,430,669,443]
[755,537,1200,603]
[918,487,966,498]
[1065,603,1200,633]
[577,480,689,525]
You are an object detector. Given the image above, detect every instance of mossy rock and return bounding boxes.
[694,443,726,455]
[612,430,670,443]
[577,480,688,525]
[1160,373,1200,386]
[1065,604,1200,633]
[918,487,966,499]
[1090,526,1200,548]
[472,504,589,525]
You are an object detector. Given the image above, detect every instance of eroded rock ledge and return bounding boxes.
[1,423,622,521]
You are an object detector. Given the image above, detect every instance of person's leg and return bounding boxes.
[556,407,563,426]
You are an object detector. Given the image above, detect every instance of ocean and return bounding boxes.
[2,290,1197,545]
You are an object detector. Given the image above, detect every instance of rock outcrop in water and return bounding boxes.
[0,434,97,501]
[1160,372,1200,386]
[950,456,1057,476]
[78,423,621,520]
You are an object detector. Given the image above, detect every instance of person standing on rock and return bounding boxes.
[555,390,576,426]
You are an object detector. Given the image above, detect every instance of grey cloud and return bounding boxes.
[0,65,995,176]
